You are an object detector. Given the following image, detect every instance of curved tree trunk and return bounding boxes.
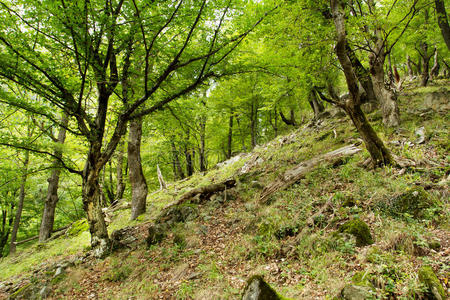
[435,0,450,50]
[309,90,325,119]
[128,118,148,221]
[331,0,394,167]
[9,150,30,255]
[39,113,69,242]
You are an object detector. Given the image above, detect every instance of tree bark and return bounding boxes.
[406,55,414,78]
[420,42,432,86]
[199,116,207,172]
[227,111,233,159]
[430,48,440,79]
[250,99,258,149]
[185,147,194,177]
[128,118,148,221]
[279,109,297,126]
[9,150,30,255]
[309,90,325,119]
[435,0,450,50]
[114,138,126,203]
[331,0,394,167]
[368,34,400,127]
[171,141,185,180]
[157,164,167,190]
[39,113,69,242]
[0,202,14,257]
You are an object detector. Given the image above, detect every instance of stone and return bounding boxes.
[54,267,64,277]
[340,284,373,300]
[390,186,440,220]
[39,285,50,299]
[418,266,446,300]
[147,224,167,246]
[241,275,281,300]
[338,219,373,247]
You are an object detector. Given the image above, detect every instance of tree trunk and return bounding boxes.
[309,90,325,119]
[199,116,207,172]
[420,42,431,86]
[250,100,258,149]
[406,55,414,78]
[9,150,30,255]
[39,113,69,242]
[114,138,126,203]
[435,0,450,50]
[157,164,167,190]
[0,202,14,257]
[227,111,233,159]
[171,141,185,180]
[369,42,400,127]
[430,48,440,79]
[82,150,111,258]
[185,147,194,177]
[128,118,148,221]
[331,0,394,167]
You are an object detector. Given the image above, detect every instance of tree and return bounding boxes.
[0,0,270,257]
[328,0,394,166]
[435,0,450,50]
[39,113,69,242]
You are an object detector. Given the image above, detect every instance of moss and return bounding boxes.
[242,275,288,300]
[9,284,32,299]
[428,241,441,250]
[418,266,446,300]
[352,271,373,287]
[66,219,89,237]
[390,186,441,219]
[339,219,374,247]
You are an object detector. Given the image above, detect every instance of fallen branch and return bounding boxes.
[164,178,236,209]
[14,224,72,245]
[259,144,361,203]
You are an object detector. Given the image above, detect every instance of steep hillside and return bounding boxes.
[0,81,448,299]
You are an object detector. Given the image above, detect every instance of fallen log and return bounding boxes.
[259,144,361,203]
[14,224,72,245]
[163,178,236,210]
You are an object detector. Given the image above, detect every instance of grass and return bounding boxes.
[1,80,449,299]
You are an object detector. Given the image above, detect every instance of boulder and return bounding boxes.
[146,224,167,247]
[418,266,446,300]
[242,275,281,300]
[340,284,373,300]
[338,219,373,247]
[390,187,440,220]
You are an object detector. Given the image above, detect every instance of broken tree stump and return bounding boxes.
[259,144,361,203]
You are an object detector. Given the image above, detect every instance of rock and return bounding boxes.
[147,224,167,246]
[390,186,441,220]
[424,88,450,112]
[39,285,50,299]
[250,181,264,190]
[158,204,198,225]
[54,267,64,277]
[414,127,426,144]
[338,219,373,247]
[111,226,138,250]
[241,275,281,300]
[340,284,373,300]
[418,266,446,300]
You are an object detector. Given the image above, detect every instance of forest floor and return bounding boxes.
[0,80,449,299]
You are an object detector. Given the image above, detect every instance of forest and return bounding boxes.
[0,0,448,299]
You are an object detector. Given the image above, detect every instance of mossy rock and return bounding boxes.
[418,266,446,300]
[241,275,285,300]
[340,284,374,300]
[390,187,441,219]
[338,219,373,247]
[147,224,167,247]
[66,219,89,237]
[352,271,373,287]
